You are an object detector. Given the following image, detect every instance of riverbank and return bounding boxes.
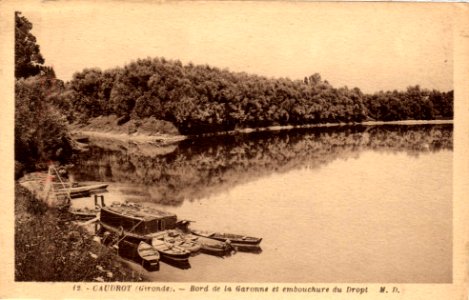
[14,183,147,282]
[70,115,186,144]
[72,130,187,144]
[201,119,454,137]
[71,118,453,144]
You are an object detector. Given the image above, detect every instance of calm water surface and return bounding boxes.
[71,125,452,283]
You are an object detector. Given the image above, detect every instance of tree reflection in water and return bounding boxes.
[71,124,452,206]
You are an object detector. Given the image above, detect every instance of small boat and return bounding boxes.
[69,207,99,219]
[159,230,201,254]
[191,229,262,246]
[184,233,232,256]
[99,202,178,242]
[118,240,160,271]
[151,238,191,263]
[56,183,109,195]
[19,166,107,207]
[118,240,136,259]
[99,202,191,265]
[137,241,160,270]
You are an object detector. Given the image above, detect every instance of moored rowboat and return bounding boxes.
[137,241,160,270]
[191,229,262,246]
[154,229,231,256]
[56,183,109,195]
[184,233,232,256]
[151,238,191,263]
[118,240,160,271]
[158,230,201,254]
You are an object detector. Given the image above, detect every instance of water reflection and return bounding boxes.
[71,125,452,206]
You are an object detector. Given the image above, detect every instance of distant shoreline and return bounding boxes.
[359,119,453,126]
[72,119,453,144]
[72,130,187,144]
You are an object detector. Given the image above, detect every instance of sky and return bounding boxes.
[23,1,453,93]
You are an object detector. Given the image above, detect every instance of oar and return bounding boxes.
[73,216,99,227]
[81,216,99,225]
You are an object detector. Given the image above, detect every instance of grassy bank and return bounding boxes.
[15,183,146,282]
[70,115,185,144]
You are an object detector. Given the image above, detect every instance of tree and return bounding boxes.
[15,12,73,171]
[15,12,45,79]
[15,78,72,169]
[308,73,322,85]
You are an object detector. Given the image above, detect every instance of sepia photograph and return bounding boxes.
[1,1,469,299]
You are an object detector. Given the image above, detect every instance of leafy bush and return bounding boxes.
[15,77,73,170]
[15,184,145,282]
[74,115,179,136]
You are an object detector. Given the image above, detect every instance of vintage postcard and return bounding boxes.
[1,1,468,299]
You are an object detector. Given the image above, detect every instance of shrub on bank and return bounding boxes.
[73,115,179,136]
[15,184,145,282]
[15,78,73,171]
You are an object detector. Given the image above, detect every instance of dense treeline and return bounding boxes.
[15,11,454,147]
[15,12,72,173]
[60,57,453,135]
[71,125,453,205]
[364,87,453,122]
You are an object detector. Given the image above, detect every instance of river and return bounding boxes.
[70,124,452,283]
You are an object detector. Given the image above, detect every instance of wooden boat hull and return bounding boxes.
[99,204,189,266]
[159,231,202,255]
[231,243,263,254]
[155,230,230,256]
[151,239,191,263]
[118,240,159,271]
[186,234,232,256]
[138,241,160,270]
[191,230,262,246]
[56,183,108,194]
[200,245,228,256]
[173,240,201,255]
[69,205,99,219]
[211,236,262,246]
[99,204,178,240]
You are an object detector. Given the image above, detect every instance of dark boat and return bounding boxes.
[56,183,109,196]
[99,202,191,264]
[191,229,262,246]
[69,207,99,219]
[118,240,160,271]
[99,202,178,240]
[184,233,232,256]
